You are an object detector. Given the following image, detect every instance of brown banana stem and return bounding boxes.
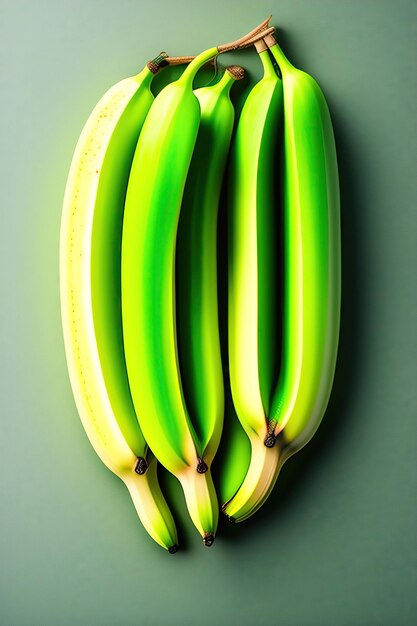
[166,55,215,66]
[254,39,268,53]
[263,33,278,48]
[226,65,246,80]
[235,26,276,50]
[217,15,272,52]
[146,51,169,74]
[218,26,275,53]
[146,18,273,75]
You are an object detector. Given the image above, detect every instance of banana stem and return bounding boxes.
[212,66,245,95]
[263,33,294,72]
[258,47,278,79]
[179,18,273,82]
[217,23,274,52]
[226,65,246,81]
[233,26,275,50]
[254,39,268,53]
[166,55,215,66]
[146,51,169,74]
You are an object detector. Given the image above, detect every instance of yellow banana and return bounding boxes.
[60,54,180,551]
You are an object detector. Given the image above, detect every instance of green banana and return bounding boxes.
[60,53,180,552]
[121,20,273,545]
[228,42,282,437]
[176,65,245,468]
[223,43,283,520]
[225,34,341,521]
[267,33,341,448]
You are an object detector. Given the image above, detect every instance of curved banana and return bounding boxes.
[226,34,341,521]
[176,65,244,469]
[60,54,179,551]
[223,43,283,520]
[121,20,272,545]
[266,34,341,450]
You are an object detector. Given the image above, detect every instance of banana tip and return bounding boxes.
[203,533,215,547]
[196,458,208,474]
[134,456,148,474]
[168,544,179,554]
[264,433,277,448]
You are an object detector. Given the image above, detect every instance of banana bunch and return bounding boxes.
[60,17,340,552]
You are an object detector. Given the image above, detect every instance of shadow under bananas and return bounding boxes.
[214,29,368,544]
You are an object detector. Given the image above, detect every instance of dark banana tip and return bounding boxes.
[146,52,169,73]
[203,533,215,547]
[226,65,246,80]
[134,456,148,474]
[196,458,208,474]
[168,544,179,554]
[264,433,277,448]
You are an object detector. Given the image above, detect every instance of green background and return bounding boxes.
[1,0,416,624]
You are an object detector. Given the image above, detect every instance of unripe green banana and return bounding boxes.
[225,35,341,521]
[121,20,273,544]
[228,43,282,436]
[223,44,283,520]
[176,65,245,468]
[60,54,179,551]
[267,34,341,450]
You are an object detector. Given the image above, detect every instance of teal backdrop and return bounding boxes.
[1,1,416,624]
